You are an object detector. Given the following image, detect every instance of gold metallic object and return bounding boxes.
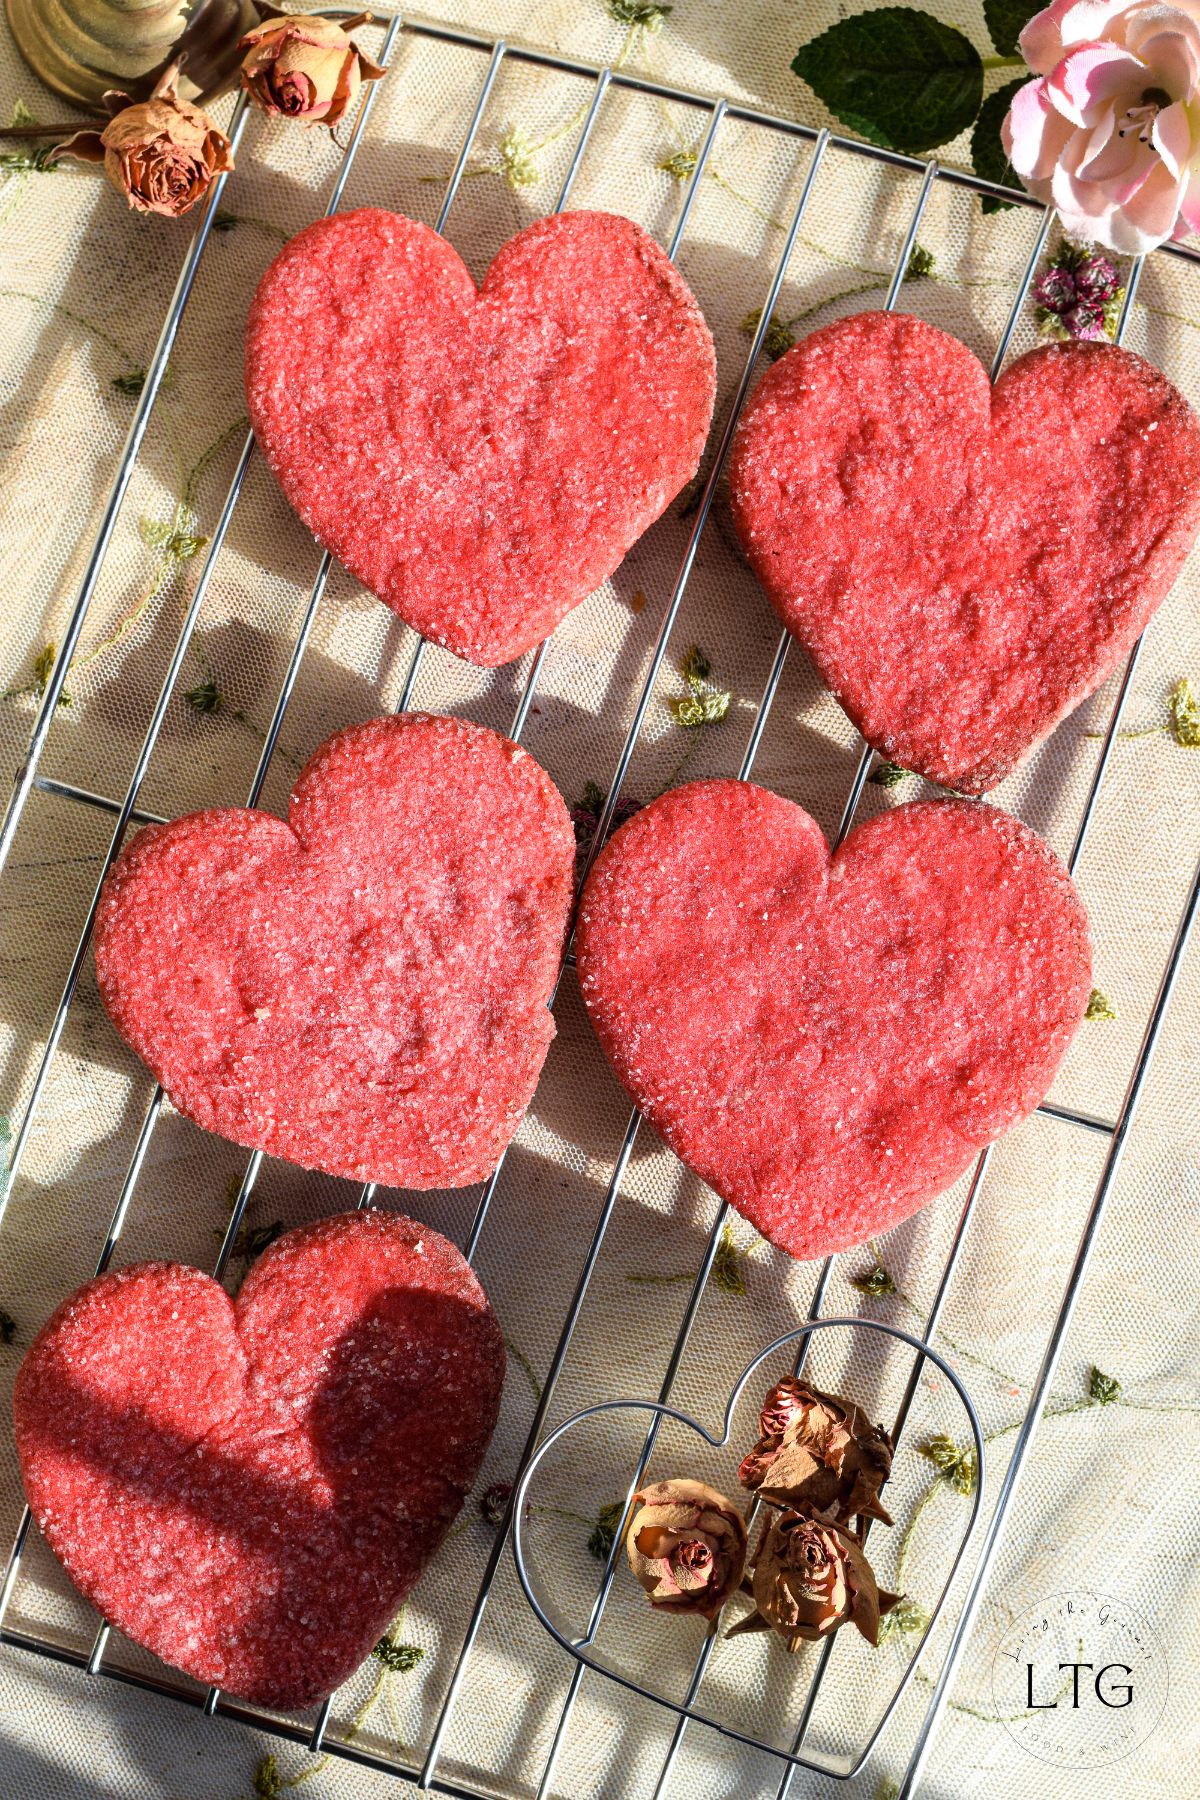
[6,0,258,110]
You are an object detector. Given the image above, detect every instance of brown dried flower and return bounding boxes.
[738,1377,894,1526]
[727,1507,900,1652]
[624,1478,748,1620]
[50,65,233,218]
[238,12,385,129]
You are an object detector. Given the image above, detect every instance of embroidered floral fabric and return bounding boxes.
[0,4,1197,1799]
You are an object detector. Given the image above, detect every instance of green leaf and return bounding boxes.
[372,1635,425,1672]
[1168,676,1200,747]
[983,0,1037,56]
[587,1501,624,1561]
[1088,1366,1121,1405]
[972,79,1025,212]
[792,10,984,155]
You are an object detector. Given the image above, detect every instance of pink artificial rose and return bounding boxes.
[1002,0,1200,252]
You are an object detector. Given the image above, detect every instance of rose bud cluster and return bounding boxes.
[726,1506,900,1652]
[50,64,233,218]
[738,1376,894,1526]
[624,1478,748,1621]
[238,12,385,130]
[621,1376,901,1650]
[1031,241,1123,344]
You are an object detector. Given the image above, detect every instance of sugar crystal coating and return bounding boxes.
[14,1209,505,1708]
[245,207,717,666]
[576,783,1092,1261]
[94,712,574,1186]
[728,312,1200,793]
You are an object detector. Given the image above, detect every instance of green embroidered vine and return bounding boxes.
[890,1364,1193,1651]
[607,0,670,25]
[436,0,663,193]
[1086,988,1117,1022]
[587,1500,625,1561]
[244,1608,423,1795]
[876,1595,929,1643]
[916,1431,977,1495]
[0,287,162,398]
[850,1243,1018,1389]
[504,1336,543,1403]
[0,101,61,176]
[184,679,223,715]
[869,761,912,790]
[3,416,246,711]
[627,1222,756,1298]
[669,645,731,729]
[372,1635,425,1673]
[1086,675,1200,747]
[739,245,937,364]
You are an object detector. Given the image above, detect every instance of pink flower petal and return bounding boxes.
[1174,174,1200,235]
[1078,106,1151,186]
[1049,43,1149,126]
[1113,156,1189,248]
[1020,0,1078,73]
[1055,0,1141,51]
[1004,79,1076,182]
[1152,97,1195,177]
[1123,17,1200,95]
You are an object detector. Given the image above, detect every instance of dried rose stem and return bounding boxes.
[0,123,102,137]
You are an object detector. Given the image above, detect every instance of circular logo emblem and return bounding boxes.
[991,1589,1168,1769]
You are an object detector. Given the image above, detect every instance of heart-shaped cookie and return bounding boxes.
[245,208,716,666]
[14,1210,505,1708]
[729,311,1200,793]
[94,713,574,1187]
[576,784,1091,1260]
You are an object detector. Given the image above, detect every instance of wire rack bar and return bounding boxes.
[371,9,1200,265]
[336,72,728,1291]
[0,98,251,886]
[0,7,411,1635]
[0,14,1194,1800]
[531,630,798,1800]
[899,841,1200,1795]
[530,160,943,1797]
[418,120,841,1790]
[762,246,1154,1795]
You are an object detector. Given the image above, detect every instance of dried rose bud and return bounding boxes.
[238,12,385,129]
[1031,265,1076,315]
[1072,251,1119,306]
[1060,300,1108,342]
[738,1377,893,1527]
[727,1507,899,1652]
[625,1478,747,1621]
[50,65,233,218]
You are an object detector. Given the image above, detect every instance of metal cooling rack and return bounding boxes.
[2,12,1200,1799]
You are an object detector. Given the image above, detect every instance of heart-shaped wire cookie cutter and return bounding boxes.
[512,1315,984,1779]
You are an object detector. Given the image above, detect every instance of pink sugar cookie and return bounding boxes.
[14,1210,505,1708]
[94,713,574,1187]
[245,207,716,666]
[729,311,1200,793]
[576,784,1091,1261]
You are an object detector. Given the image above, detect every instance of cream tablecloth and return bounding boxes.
[1,3,1197,1797]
